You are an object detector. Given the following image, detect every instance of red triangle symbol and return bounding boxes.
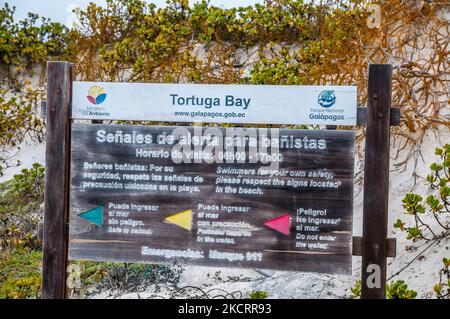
[264,214,291,235]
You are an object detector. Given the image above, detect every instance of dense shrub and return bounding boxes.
[69,0,369,84]
[67,0,448,147]
[394,144,449,241]
[434,258,450,299]
[0,163,45,251]
[0,3,68,69]
[0,3,57,173]
[0,0,447,168]
[0,88,45,176]
[0,248,42,299]
[350,280,417,299]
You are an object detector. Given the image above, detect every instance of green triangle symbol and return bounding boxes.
[78,207,103,226]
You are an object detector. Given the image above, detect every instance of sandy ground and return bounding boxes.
[2,126,449,299]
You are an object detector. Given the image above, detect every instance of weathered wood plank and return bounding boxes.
[352,236,396,257]
[37,221,44,241]
[40,101,47,121]
[41,61,73,299]
[68,125,355,274]
[361,64,393,299]
[356,107,400,126]
[389,107,401,126]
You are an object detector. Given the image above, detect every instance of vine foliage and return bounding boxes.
[67,0,449,140]
[0,0,448,168]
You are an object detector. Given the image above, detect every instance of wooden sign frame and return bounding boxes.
[41,61,399,299]
[68,124,355,274]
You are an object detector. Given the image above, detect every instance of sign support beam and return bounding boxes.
[361,64,393,299]
[41,61,73,299]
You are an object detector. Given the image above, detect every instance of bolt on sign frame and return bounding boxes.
[41,61,399,299]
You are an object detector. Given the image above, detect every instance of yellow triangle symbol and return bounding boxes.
[165,209,192,231]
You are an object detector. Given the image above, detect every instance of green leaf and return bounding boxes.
[440,186,449,198]
[443,258,450,268]
[407,227,420,240]
[433,284,442,294]
[426,195,443,211]
[386,280,417,299]
[430,163,443,172]
[393,219,405,231]
[426,174,436,183]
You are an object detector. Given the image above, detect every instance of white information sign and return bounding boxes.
[72,82,357,125]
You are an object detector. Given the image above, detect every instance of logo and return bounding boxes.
[87,86,107,105]
[318,90,336,108]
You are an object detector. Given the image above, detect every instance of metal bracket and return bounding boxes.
[40,101,47,120]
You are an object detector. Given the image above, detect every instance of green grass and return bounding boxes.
[0,248,42,299]
[247,290,269,299]
[0,249,184,299]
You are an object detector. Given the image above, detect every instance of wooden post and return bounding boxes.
[361,64,393,299]
[41,61,73,299]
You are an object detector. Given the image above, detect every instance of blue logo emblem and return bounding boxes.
[318,90,336,108]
